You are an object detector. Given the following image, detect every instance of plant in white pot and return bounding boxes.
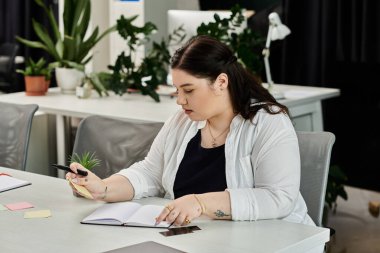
[16,0,116,94]
[54,63,86,94]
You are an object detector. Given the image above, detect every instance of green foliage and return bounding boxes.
[108,15,185,102]
[69,151,101,170]
[196,5,265,75]
[81,72,110,97]
[326,165,348,212]
[16,0,116,68]
[16,57,51,79]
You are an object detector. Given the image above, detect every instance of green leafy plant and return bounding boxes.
[82,72,110,97]
[325,165,348,213]
[107,15,186,102]
[16,57,51,78]
[69,151,101,170]
[196,4,265,76]
[16,0,116,68]
[66,67,110,97]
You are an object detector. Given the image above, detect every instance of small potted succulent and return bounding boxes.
[69,151,101,170]
[75,72,110,99]
[75,76,93,99]
[16,57,51,96]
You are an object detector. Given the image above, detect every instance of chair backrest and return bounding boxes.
[0,102,38,170]
[297,131,335,227]
[72,115,164,179]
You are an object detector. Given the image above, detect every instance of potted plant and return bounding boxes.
[16,57,51,96]
[75,76,92,99]
[75,72,110,99]
[69,151,101,170]
[325,165,348,211]
[16,0,116,94]
[107,15,185,102]
[323,165,348,226]
[196,5,265,77]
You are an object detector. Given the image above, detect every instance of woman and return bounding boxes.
[67,35,314,227]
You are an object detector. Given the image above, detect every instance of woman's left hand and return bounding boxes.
[155,194,203,226]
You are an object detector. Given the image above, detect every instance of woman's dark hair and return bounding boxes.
[171,35,289,120]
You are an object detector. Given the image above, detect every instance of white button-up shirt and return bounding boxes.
[117,109,314,225]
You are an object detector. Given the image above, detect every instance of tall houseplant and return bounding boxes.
[16,0,116,94]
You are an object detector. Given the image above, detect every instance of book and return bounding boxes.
[81,202,171,228]
[103,241,185,253]
[0,175,31,193]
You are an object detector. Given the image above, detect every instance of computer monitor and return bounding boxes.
[167,10,248,54]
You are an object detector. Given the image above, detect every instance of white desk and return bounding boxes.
[0,84,339,176]
[0,167,330,253]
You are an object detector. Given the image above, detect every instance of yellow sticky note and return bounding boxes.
[68,178,93,199]
[24,209,52,219]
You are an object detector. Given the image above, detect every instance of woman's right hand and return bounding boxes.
[66,162,107,200]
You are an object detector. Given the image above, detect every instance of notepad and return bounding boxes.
[68,178,93,199]
[0,175,31,193]
[81,202,171,228]
[6,201,34,211]
[24,209,52,219]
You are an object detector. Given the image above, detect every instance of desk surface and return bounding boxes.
[0,168,329,253]
[0,84,339,123]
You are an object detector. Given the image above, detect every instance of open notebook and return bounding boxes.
[0,175,31,193]
[81,202,171,228]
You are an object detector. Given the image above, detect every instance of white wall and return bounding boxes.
[176,0,199,10]
[91,0,110,72]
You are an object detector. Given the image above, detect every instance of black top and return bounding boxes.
[173,130,227,199]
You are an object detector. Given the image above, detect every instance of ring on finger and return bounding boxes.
[184,218,191,224]
[165,205,173,212]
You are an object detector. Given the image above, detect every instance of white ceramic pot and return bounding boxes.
[55,67,85,94]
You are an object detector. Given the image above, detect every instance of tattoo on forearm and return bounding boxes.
[214,209,230,217]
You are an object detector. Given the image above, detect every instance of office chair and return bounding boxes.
[72,115,164,179]
[0,43,19,92]
[297,131,336,227]
[0,102,38,171]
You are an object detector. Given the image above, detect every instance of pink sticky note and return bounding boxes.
[5,202,34,211]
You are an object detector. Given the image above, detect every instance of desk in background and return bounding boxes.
[0,167,330,253]
[0,84,339,176]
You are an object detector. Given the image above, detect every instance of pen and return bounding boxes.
[51,164,88,176]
